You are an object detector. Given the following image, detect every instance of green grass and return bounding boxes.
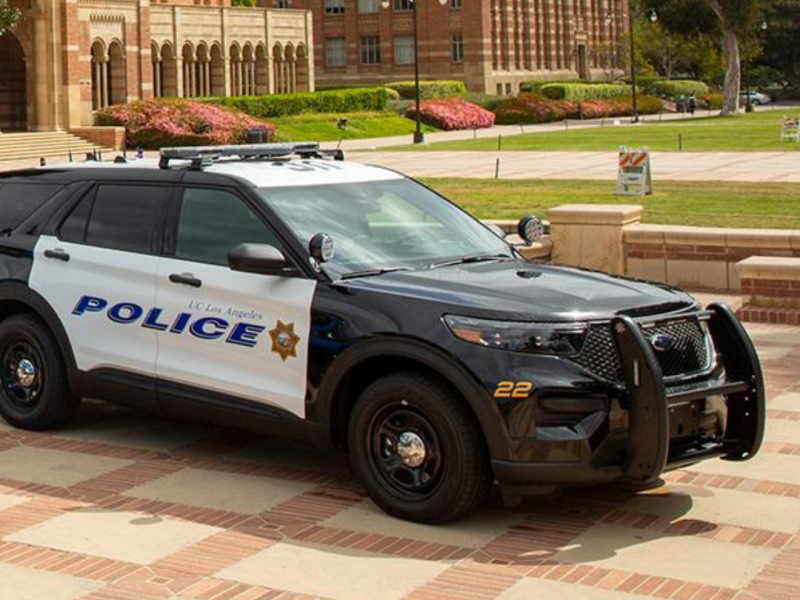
[272,111,437,142]
[390,111,800,153]
[421,178,800,229]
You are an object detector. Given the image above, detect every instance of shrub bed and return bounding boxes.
[702,92,724,110]
[212,88,389,118]
[387,80,467,100]
[407,98,495,130]
[650,80,709,100]
[494,93,663,124]
[96,98,273,149]
[540,83,632,101]
[520,79,591,93]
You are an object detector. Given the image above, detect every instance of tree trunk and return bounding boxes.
[703,0,741,116]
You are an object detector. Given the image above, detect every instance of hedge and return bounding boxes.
[494,93,663,125]
[211,88,390,118]
[540,83,632,102]
[386,80,467,100]
[650,80,709,100]
[520,79,591,93]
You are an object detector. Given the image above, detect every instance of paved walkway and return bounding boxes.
[0,316,797,600]
[349,150,800,182]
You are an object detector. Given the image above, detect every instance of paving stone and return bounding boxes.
[126,467,315,514]
[0,491,27,512]
[0,562,102,600]
[552,523,777,588]
[217,541,451,600]
[0,446,132,487]
[627,483,800,534]
[7,509,220,565]
[771,393,800,412]
[498,578,641,600]
[686,452,800,486]
[763,419,800,445]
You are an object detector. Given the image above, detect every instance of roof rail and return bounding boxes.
[158,142,345,170]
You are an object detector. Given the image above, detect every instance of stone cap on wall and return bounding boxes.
[548,204,644,226]
[625,224,800,250]
[736,256,800,280]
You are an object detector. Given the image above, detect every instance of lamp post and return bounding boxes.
[609,6,656,123]
[744,20,769,113]
[382,0,447,144]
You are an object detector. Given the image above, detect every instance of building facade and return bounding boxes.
[0,0,313,132]
[276,0,628,94]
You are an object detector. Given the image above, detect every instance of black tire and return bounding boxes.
[348,371,492,524]
[0,314,80,430]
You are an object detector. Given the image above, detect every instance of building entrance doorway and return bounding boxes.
[0,33,28,131]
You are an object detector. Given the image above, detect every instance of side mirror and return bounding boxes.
[228,243,293,276]
[517,215,545,245]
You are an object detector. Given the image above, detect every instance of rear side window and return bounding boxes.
[0,183,63,234]
[58,184,168,254]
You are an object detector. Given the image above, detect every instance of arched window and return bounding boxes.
[182,43,196,97]
[210,44,225,97]
[108,41,126,106]
[161,43,178,97]
[91,40,108,110]
[229,44,242,96]
[295,44,309,93]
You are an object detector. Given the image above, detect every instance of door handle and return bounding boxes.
[169,273,202,288]
[44,249,70,262]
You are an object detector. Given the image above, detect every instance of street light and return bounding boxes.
[381,0,447,144]
[744,20,769,113]
[608,6,657,123]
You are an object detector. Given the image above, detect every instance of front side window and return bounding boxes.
[175,188,280,266]
[60,184,166,254]
[326,38,347,66]
[360,36,381,65]
[258,178,512,279]
[394,36,414,65]
[0,183,63,234]
[325,0,344,14]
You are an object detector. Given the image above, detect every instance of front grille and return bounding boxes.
[570,318,712,384]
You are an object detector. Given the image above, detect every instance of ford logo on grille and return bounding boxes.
[650,334,676,352]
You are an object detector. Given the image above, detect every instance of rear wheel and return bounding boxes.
[0,315,79,430]
[348,372,492,523]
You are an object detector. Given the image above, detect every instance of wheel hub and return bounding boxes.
[396,431,426,468]
[15,358,37,388]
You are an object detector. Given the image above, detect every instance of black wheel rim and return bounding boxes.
[1,339,44,411]
[368,402,444,500]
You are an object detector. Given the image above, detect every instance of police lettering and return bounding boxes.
[72,295,267,348]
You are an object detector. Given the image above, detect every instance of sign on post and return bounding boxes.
[781,117,800,142]
[616,146,653,196]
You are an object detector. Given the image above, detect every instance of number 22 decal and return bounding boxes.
[494,381,534,398]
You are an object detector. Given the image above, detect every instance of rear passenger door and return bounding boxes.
[155,186,316,418]
[29,183,169,380]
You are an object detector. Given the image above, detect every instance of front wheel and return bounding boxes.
[348,372,492,523]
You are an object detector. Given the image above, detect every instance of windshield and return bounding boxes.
[258,178,514,279]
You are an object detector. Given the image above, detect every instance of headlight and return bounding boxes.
[444,315,587,355]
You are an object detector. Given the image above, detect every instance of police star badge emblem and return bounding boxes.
[269,320,300,361]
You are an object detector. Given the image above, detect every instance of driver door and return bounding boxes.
[155,186,316,418]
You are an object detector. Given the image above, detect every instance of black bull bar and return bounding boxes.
[612,303,765,488]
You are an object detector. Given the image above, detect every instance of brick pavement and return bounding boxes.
[0,322,797,600]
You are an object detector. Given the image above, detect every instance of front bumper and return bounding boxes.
[492,303,765,491]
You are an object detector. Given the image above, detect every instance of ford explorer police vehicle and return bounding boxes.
[0,143,764,523]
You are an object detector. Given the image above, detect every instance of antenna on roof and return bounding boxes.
[157,143,345,170]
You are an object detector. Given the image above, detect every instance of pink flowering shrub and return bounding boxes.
[407,98,495,131]
[495,93,663,124]
[96,99,275,149]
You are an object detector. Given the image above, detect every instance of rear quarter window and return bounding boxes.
[0,183,63,234]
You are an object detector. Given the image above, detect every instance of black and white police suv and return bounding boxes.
[0,143,764,523]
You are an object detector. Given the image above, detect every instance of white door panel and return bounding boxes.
[155,257,315,418]
[28,235,160,376]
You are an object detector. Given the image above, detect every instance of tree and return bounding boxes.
[0,0,22,36]
[757,0,800,91]
[698,0,763,114]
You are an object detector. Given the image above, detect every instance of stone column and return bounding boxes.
[101,58,110,108]
[205,60,211,96]
[548,204,643,275]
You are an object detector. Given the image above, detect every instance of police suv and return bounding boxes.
[0,143,764,523]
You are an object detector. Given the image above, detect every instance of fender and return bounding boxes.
[0,280,79,375]
[315,336,515,461]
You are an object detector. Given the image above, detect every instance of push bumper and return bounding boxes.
[492,303,765,491]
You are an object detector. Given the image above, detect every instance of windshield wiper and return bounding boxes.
[339,266,413,280]
[425,253,514,270]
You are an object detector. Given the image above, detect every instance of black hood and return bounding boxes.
[342,260,696,321]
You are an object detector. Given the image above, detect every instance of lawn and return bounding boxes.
[392,110,800,153]
[273,111,437,142]
[421,178,800,229]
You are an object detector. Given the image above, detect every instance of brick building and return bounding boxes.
[276,0,628,94]
[0,0,313,132]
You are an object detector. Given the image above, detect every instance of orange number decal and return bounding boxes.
[494,381,534,398]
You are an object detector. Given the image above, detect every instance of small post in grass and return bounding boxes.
[473,128,477,140]
[678,133,683,152]
[498,135,502,151]
[495,158,501,179]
